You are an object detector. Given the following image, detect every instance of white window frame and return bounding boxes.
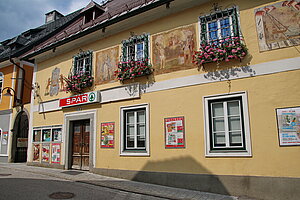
[120,103,149,156]
[0,72,4,103]
[126,41,145,62]
[203,92,252,157]
[73,51,92,75]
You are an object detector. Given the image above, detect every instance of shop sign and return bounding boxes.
[276,106,300,146]
[164,116,185,148]
[59,91,99,108]
[17,138,28,148]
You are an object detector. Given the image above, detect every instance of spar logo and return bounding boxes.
[59,91,99,107]
[89,92,96,102]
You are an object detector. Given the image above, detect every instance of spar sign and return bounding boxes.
[59,91,99,108]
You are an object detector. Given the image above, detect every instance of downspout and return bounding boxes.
[9,57,25,110]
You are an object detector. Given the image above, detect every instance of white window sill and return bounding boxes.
[206,151,252,157]
[120,151,149,157]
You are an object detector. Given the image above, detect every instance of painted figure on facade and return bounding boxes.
[95,46,119,84]
[255,0,300,51]
[152,25,196,74]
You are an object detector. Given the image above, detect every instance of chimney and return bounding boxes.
[45,10,64,24]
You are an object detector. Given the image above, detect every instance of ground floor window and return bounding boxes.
[120,104,149,156]
[204,92,251,157]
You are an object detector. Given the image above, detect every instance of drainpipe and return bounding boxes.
[9,57,25,110]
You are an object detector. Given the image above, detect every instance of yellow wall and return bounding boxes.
[0,65,14,110]
[32,0,300,178]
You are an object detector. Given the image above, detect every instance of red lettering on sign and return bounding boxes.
[59,93,89,107]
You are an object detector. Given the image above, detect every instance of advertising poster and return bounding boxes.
[164,116,185,148]
[101,122,114,148]
[276,107,300,146]
[52,128,62,142]
[42,144,50,162]
[33,130,41,142]
[33,144,40,162]
[51,143,61,164]
[2,132,8,145]
[42,129,51,142]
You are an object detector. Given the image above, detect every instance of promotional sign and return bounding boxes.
[101,122,114,148]
[2,132,8,145]
[59,91,99,108]
[33,144,40,162]
[51,143,61,164]
[52,128,62,142]
[276,107,300,146]
[42,144,50,162]
[42,129,51,142]
[164,116,185,148]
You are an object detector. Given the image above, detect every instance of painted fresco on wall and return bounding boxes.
[49,68,60,96]
[152,25,196,74]
[255,1,300,52]
[95,46,119,85]
[44,68,66,96]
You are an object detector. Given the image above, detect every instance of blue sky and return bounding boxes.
[0,0,101,42]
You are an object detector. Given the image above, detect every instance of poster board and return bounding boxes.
[276,107,300,146]
[33,144,40,162]
[164,116,185,148]
[52,128,62,142]
[42,144,50,162]
[51,143,61,164]
[101,122,114,148]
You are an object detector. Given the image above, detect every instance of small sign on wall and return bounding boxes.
[164,116,185,148]
[276,106,300,146]
[101,122,115,148]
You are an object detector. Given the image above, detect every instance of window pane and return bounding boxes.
[229,131,242,146]
[220,18,230,28]
[128,45,135,61]
[127,112,134,124]
[137,124,145,137]
[214,132,226,146]
[137,135,145,148]
[209,31,218,41]
[33,130,41,142]
[227,101,240,116]
[208,21,218,31]
[228,116,241,131]
[126,125,134,136]
[126,136,134,148]
[137,111,145,123]
[212,103,224,117]
[136,43,144,61]
[213,118,225,132]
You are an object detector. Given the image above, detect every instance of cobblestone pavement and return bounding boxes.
[0,163,243,200]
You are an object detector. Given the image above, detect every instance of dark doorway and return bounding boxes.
[71,120,90,170]
[12,111,29,162]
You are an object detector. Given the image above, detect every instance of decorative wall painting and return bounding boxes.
[152,25,196,74]
[255,1,300,52]
[164,116,185,148]
[101,122,114,148]
[49,68,60,96]
[95,46,119,85]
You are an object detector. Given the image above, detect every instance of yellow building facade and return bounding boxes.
[20,0,300,199]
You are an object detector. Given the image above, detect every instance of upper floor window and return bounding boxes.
[73,50,93,75]
[121,34,149,62]
[0,72,3,101]
[199,7,240,45]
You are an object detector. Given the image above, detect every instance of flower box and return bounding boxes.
[192,37,248,66]
[64,71,94,94]
[114,60,153,81]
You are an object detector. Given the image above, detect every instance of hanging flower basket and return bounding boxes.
[192,37,248,66]
[64,71,94,94]
[114,59,153,81]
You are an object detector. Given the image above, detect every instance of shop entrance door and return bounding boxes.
[71,120,90,170]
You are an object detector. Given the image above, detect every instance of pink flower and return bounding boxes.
[213,58,218,62]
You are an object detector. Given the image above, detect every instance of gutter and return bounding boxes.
[22,0,174,60]
[9,57,25,110]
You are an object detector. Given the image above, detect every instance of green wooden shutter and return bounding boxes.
[231,7,239,37]
[144,34,149,60]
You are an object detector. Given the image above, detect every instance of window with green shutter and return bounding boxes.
[73,50,93,75]
[121,34,149,62]
[199,7,240,45]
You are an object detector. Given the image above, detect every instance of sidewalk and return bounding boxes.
[0,163,241,200]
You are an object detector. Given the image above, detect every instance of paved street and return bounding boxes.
[0,163,239,200]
